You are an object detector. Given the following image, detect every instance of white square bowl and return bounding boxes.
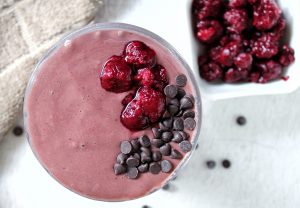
[186,0,300,100]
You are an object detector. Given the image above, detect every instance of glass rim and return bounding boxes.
[23,22,203,202]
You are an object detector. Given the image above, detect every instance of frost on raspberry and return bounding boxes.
[224,68,249,83]
[279,44,295,67]
[251,32,279,59]
[199,61,223,82]
[224,9,248,34]
[255,60,282,83]
[196,20,223,43]
[192,0,223,20]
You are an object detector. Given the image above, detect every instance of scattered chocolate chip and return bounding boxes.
[172,131,183,143]
[180,131,190,140]
[140,147,152,156]
[183,110,195,119]
[138,163,149,173]
[13,126,23,136]
[164,84,178,98]
[196,143,199,149]
[180,97,194,110]
[161,160,173,173]
[179,140,192,152]
[133,153,141,161]
[222,159,231,168]
[159,122,169,131]
[152,151,162,162]
[236,116,246,126]
[126,156,140,167]
[175,74,187,87]
[206,160,216,169]
[142,205,150,208]
[149,162,161,174]
[176,88,186,99]
[170,149,183,159]
[167,105,179,116]
[163,118,173,129]
[151,139,165,148]
[184,117,196,131]
[160,143,171,156]
[169,98,179,106]
[120,141,132,155]
[130,139,140,152]
[175,110,183,117]
[152,127,161,139]
[162,110,171,119]
[117,153,128,165]
[162,131,173,143]
[162,183,170,190]
[127,167,139,179]
[141,152,152,163]
[114,163,126,175]
[139,135,151,147]
[173,118,184,131]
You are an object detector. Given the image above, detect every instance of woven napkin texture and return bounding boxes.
[0,0,99,140]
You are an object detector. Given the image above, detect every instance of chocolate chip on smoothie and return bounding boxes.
[170,149,183,159]
[133,153,141,162]
[180,131,190,140]
[179,140,192,153]
[117,153,128,165]
[126,156,140,167]
[167,105,179,116]
[184,117,196,131]
[176,88,186,99]
[152,151,162,162]
[152,127,161,139]
[164,84,178,98]
[183,110,195,119]
[172,131,183,143]
[141,152,152,163]
[149,162,161,174]
[127,167,139,179]
[169,98,179,106]
[120,140,132,155]
[180,96,194,110]
[159,122,169,131]
[151,139,165,148]
[114,163,127,175]
[140,147,152,156]
[138,163,149,173]
[173,118,184,131]
[139,135,151,147]
[175,110,183,117]
[162,131,173,143]
[162,110,171,119]
[160,143,171,156]
[161,160,173,173]
[130,139,141,152]
[175,74,187,87]
[163,118,173,129]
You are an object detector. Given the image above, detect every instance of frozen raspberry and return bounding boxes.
[121,99,149,130]
[122,93,135,106]
[253,0,281,30]
[196,20,223,43]
[224,9,248,34]
[279,44,295,67]
[229,0,247,8]
[198,55,209,66]
[224,68,249,82]
[249,71,261,82]
[152,64,169,91]
[220,34,243,46]
[270,17,286,41]
[248,0,258,4]
[200,62,222,82]
[100,55,132,93]
[251,33,279,58]
[255,60,282,83]
[134,67,155,87]
[124,41,156,68]
[193,0,223,20]
[234,53,253,69]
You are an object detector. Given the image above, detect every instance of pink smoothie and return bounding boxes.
[25,26,198,201]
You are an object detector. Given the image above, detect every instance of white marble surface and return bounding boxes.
[1,0,300,207]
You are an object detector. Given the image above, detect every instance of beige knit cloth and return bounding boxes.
[0,0,100,140]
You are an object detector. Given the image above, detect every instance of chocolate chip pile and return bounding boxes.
[113,74,197,179]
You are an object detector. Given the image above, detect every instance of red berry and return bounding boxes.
[134,67,155,87]
[224,9,248,34]
[100,55,132,93]
[124,41,156,68]
[198,55,209,66]
[152,65,169,91]
[196,20,223,43]
[253,0,281,30]
[249,71,261,82]
[279,44,295,67]
[255,60,282,83]
[248,0,258,4]
[224,68,249,83]
[122,93,135,106]
[200,62,222,82]
[193,0,223,20]
[270,17,286,41]
[251,32,279,58]
[234,53,253,69]
[229,0,247,8]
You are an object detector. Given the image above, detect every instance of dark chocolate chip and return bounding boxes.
[139,135,151,147]
[159,122,169,131]
[180,131,190,140]
[222,159,231,168]
[179,140,192,152]
[140,147,152,156]
[130,139,140,152]
[183,110,195,119]
[141,151,152,163]
[160,143,171,156]
[173,118,184,131]
[152,151,162,162]
[133,153,141,161]
[120,141,132,155]
[175,74,187,87]
[176,88,186,99]
[206,160,216,169]
[175,110,183,117]
[162,183,170,190]
[170,149,183,159]
[149,162,161,174]
[236,116,246,126]
[167,105,179,116]
[185,94,195,103]
[13,126,23,136]
[151,139,165,148]
[169,98,179,106]
[180,97,194,110]
[162,110,171,119]
[184,118,196,130]
[117,153,128,165]
[172,131,183,143]
[162,131,173,143]
[161,160,173,173]
[163,118,173,129]
[127,167,139,179]
[114,163,126,175]
[138,163,149,173]
[164,85,178,98]
[152,127,161,139]
[126,156,140,167]
[142,205,150,208]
